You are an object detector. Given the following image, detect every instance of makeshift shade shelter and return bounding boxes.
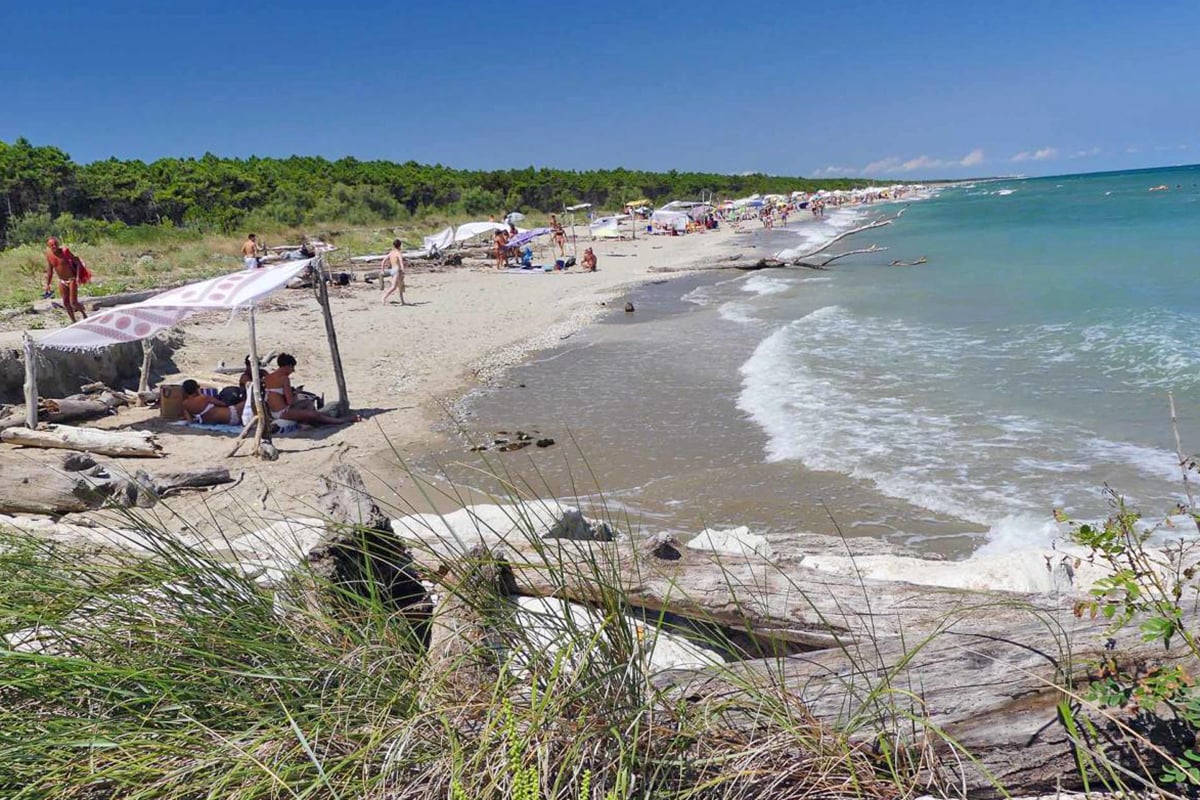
[504,211,525,224]
[423,226,455,253]
[454,221,507,244]
[650,209,689,232]
[30,258,337,454]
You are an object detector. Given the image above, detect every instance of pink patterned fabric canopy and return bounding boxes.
[37,259,315,351]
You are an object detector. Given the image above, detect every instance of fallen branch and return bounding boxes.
[794,245,887,269]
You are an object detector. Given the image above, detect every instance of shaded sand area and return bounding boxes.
[0,228,742,539]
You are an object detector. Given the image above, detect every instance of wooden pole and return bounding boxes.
[248,308,268,455]
[136,338,153,406]
[311,256,349,416]
[22,333,37,429]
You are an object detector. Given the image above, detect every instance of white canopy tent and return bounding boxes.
[27,258,341,453]
[650,208,689,232]
[454,221,508,244]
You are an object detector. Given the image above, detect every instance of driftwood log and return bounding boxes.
[1,425,162,458]
[0,454,231,515]
[310,464,428,615]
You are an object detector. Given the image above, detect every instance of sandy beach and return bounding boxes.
[0,226,747,538]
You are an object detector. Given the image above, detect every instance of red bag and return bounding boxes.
[69,252,92,284]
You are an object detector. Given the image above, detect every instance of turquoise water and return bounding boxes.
[460,165,1200,555]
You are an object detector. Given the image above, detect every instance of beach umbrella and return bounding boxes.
[505,227,552,249]
[505,211,526,224]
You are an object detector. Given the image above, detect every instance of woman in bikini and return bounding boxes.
[550,214,566,257]
[263,353,358,425]
[181,379,245,424]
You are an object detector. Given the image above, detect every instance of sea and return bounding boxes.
[435,165,1200,558]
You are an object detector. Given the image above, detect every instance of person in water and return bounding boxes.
[181,379,245,424]
[263,353,359,425]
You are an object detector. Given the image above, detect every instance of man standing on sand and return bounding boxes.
[242,233,261,269]
[43,237,89,323]
[381,238,407,305]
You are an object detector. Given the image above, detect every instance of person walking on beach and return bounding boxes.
[242,233,261,269]
[43,237,89,323]
[381,238,408,305]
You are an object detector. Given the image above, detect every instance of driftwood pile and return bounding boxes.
[0,382,154,431]
[303,466,1193,799]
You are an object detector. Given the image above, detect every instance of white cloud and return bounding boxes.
[960,148,984,167]
[1069,147,1101,159]
[1011,147,1058,163]
[862,156,902,175]
[1125,145,1141,154]
[813,165,856,176]
[858,149,983,175]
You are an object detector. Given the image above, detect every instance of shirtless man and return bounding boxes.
[581,247,598,272]
[381,238,407,305]
[241,233,261,269]
[43,237,88,323]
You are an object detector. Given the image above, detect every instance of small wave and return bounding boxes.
[741,274,792,296]
[993,189,1016,196]
[718,302,758,325]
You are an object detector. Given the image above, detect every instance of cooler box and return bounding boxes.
[159,383,185,420]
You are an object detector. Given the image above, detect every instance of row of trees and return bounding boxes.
[1,137,881,247]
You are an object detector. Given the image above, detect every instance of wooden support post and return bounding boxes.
[136,338,153,406]
[22,333,38,429]
[311,256,349,416]
[248,308,268,455]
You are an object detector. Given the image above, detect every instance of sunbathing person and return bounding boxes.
[181,379,245,425]
[582,247,598,272]
[263,353,358,425]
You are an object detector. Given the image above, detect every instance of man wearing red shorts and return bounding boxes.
[43,237,89,323]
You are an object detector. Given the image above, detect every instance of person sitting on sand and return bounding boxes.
[582,247,597,272]
[181,379,245,425]
[263,353,358,425]
[381,238,408,306]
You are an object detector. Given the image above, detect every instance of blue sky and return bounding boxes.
[2,1,1196,178]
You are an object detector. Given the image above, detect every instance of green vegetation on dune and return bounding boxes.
[0,137,872,249]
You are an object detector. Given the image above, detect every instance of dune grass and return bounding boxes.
[0,494,894,800]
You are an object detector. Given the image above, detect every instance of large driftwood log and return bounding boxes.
[1,425,162,458]
[0,458,110,514]
[0,455,232,515]
[655,604,1200,798]
[310,465,428,614]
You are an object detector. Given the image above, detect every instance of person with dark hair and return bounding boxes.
[263,353,358,425]
[381,238,407,306]
[550,213,566,257]
[242,233,261,269]
[181,379,245,425]
[43,237,89,323]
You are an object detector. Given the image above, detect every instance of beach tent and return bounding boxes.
[454,221,507,244]
[650,209,689,232]
[29,259,330,450]
[685,203,713,221]
[423,226,455,253]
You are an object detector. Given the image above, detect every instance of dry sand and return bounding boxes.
[5,227,747,537]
